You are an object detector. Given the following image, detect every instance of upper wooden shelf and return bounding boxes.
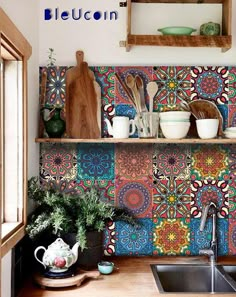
[120,0,232,51]
[35,138,236,144]
[127,34,231,50]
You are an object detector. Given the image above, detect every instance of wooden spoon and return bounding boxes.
[126,74,141,112]
[135,75,148,112]
[147,82,158,112]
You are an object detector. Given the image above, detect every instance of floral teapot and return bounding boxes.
[34,238,80,273]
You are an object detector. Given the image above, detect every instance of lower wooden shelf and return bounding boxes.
[35,137,236,144]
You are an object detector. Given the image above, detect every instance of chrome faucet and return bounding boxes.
[199,201,218,263]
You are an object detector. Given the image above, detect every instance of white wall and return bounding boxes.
[39,0,236,66]
[0,1,39,296]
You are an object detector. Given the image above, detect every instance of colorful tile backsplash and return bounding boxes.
[39,65,236,257]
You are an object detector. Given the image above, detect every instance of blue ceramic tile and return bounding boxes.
[77,143,114,180]
[115,104,138,138]
[115,219,153,255]
[190,218,228,256]
[217,104,229,130]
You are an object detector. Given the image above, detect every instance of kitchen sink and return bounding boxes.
[151,264,236,293]
[221,266,236,282]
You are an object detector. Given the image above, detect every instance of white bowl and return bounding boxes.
[160,122,190,139]
[196,119,219,139]
[159,111,191,121]
[225,127,236,133]
[224,132,236,139]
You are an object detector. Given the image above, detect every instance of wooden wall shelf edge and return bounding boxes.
[125,34,231,51]
[35,138,236,144]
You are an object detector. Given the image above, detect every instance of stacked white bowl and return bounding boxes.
[224,127,236,139]
[159,111,191,139]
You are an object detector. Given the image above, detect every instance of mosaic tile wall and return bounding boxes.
[39,66,236,256]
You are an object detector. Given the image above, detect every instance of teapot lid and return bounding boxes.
[48,238,70,250]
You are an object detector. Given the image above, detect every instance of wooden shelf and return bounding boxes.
[121,0,232,51]
[35,138,236,144]
[126,34,231,51]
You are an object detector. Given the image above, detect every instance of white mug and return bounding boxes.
[105,116,136,139]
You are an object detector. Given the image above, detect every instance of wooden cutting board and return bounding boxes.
[66,51,101,139]
[34,270,100,289]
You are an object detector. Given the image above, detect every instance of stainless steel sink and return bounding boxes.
[151,264,236,293]
[222,266,236,282]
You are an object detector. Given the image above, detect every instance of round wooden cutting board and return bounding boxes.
[34,270,100,289]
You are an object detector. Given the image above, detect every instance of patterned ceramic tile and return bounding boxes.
[228,67,236,104]
[40,143,77,182]
[116,144,152,180]
[229,179,236,219]
[191,145,228,180]
[152,66,191,105]
[40,178,78,194]
[77,143,114,180]
[93,66,115,105]
[115,104,137,119]
[217,104,228,130]
[115,179,152,218]
[76,180,115,204]
[102,104,115,138]
[40,66,68,107]
[191,66,229,104]
[153,180,191,219]
[191,180,228,219]
[190,218,228,256]
[104,221,116,256]
[228,105,236,127]
[115,66,153,105]
[229,219,236,255]
[153,144,191,181]
[229,144,236,179]
[115,219,153,255]
[153,218,190,255]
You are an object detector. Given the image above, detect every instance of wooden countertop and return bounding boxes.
[18,256,236,297]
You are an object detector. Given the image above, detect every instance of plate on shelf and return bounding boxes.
[157,26,197,35]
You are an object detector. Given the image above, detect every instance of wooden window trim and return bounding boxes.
[0,8,32,258]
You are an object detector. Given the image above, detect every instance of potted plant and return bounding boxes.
[26,177,138,269]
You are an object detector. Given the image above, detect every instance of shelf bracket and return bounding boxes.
[119,40,130,52]
[119,2,127,7]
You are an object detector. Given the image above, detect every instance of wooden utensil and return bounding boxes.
[135,75,148,112]
[66,50,101,139]
[147,82,158,112]
[189,99,224,136]
[115,72,135,107]
[126,73,141,112]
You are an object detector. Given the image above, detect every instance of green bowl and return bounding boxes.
[158,26,197,35]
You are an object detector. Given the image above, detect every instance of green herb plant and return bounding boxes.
[47,48,56,67]
[26,177,138,250]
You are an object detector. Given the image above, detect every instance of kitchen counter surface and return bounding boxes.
[18,256,236,297]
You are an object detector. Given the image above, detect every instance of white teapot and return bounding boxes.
[34,238,80,273]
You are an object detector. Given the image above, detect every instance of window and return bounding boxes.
[0,8,31,257]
